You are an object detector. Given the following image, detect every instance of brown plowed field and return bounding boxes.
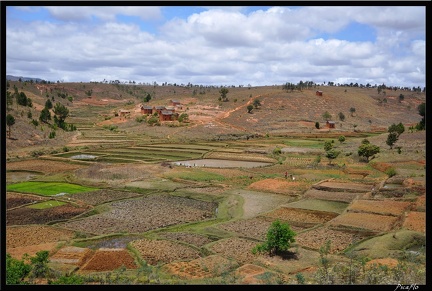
[210,237,259,265]
[6,225,76,259]
[80,249,139,272]
[329,212,399,232]
[402,211,426,233]
[248,178,302,195]
[296,227,371,254]
[348,199,412,216]
[264,207,339,225]
[130,239,201,265]
[162,255,238,280]
[303,188,360,203]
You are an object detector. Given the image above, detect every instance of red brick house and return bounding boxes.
[316,90,323,96]
[326,120,336,128]
[141,105,153,115]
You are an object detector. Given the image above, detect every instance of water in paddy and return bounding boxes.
[172,159,272,168]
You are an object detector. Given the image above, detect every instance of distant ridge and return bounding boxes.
[6,75,44,82]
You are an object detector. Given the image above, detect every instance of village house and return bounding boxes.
[326,120,336,129]
[118,109,131,117]
[316,90,323,96]
[140,105,153,115]
[160,110,179,121]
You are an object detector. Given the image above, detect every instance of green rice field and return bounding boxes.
[6,181,98,196]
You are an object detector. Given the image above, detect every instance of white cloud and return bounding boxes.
[5,6,426,87]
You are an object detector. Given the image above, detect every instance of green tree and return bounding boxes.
[322,111,332,121]
[6,91,14,111]
[325,148,341,165]
[53,102,69,128]
[6,114,15,139]
[219,88,229,102]
[358,143,380,162]
[416,102,425,130]
[388,122,405,136]
[6,253,31,285]
[398,94,404,102]
[45,99,53,109]
[324,140,333,151]
[350,107,356,117]
[315,121,320,129]
[386,132,398,149]
[338,135,346,144]
[338,112,345,121]
[252,220,296,256]
[16,92,28,106]
[39,107,51,123]
[253,99,261,109]
[247,104,254,113]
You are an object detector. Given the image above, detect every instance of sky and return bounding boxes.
[5,4,426,88]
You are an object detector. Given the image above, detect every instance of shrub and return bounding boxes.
[385,167,397,177]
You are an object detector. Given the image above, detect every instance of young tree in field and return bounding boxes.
[6,114,15,139]
[325,148,341,165]
[252,220,296,256]
[53,102,69,128]
[253,99,261,109]
[323,140,333,151]
[322,111,332,121]
[45,99,53,109]
[386,132,399,149]
[39,107,51,123]
[315,121,320,129]
[388,122,405,137]
[6,91,14,111]
[349,107,356,117]
[338,112,345,121]
[358,143,380,162]
[247,104,254,113]
[219,88,229,102]
[398,94,404,103]
[338,135,346,144]
[416,102,425,130]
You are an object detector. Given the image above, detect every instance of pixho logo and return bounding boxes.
[394,284,419,291]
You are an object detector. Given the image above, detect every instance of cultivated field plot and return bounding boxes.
[6,192,46,209]
[6,225,76,259]
[73,163,172,183]
[204,151,276,163]
[347,199,412,216]
[247,178,303,196]
[79,248,139,272]
[66,189,146,206]
[162,255,238,280]
[216,216,276,240]
[49,246,94,269]
[159,232,216,247]
[6,159,86,174]
[130,238,201,265]
[6,203,89,226]
[402,211,426,233]
[58,194,217,235]
[328,212,399,232]
[303,188,362,203]
[263,207,339,227]
[313,181,374,193]
[286,199,349,214]
[295,226,371,254]
[209,237,260,265]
